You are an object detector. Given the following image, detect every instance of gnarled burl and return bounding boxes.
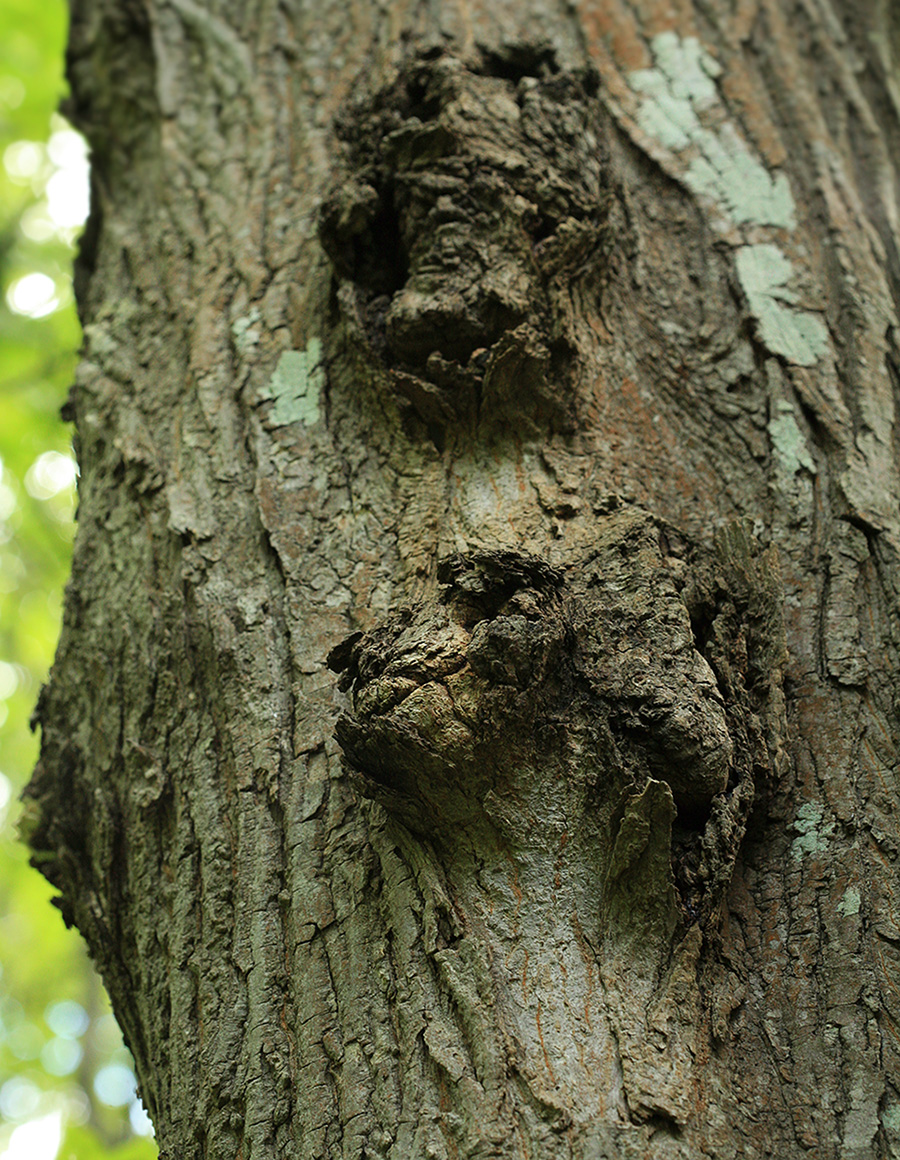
[318,50,609,440]
[329,506,787,1129]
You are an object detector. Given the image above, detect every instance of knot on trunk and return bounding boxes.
[328,511,788,926]
[317,49,610,439]
[328,550,569,841]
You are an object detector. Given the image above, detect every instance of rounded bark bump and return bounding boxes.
[329,508,787,927]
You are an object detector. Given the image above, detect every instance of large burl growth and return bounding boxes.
[318,49,609,439]
[330,506,788,1127]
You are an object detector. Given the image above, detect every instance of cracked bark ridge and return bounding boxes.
[318,47,609,438]
[329,508,788,928]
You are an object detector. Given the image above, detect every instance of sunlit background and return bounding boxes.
[1,3,156,1158]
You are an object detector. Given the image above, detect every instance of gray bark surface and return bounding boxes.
[23,1,900,1156]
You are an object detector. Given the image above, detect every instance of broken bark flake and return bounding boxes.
[317,50,611,437]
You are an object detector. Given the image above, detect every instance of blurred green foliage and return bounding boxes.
[1,2,156,1158]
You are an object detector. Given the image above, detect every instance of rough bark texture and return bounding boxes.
[22,0,900,1157]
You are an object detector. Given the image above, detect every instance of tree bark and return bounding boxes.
[23,0,900,1156]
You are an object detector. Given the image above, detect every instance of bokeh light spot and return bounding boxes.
[1,1111,62,1160]
[93,1064,136,1108]
[40,1037,82,1077]
[2,140,44,181]
[44,1000,89,1040]
[6,272,59,319]
[24,452,76,500]
[0,1076,41,1121]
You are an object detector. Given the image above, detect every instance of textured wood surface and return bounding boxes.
[24,1,900,1155]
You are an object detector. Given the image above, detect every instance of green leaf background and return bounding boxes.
[1,3,156,1158]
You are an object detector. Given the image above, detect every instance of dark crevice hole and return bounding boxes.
[478,43,560,82]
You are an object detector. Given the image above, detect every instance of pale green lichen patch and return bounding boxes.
[791,801,835,862]
[685,126,795,228]
[231,307,261,354]
[261,339,325,427]
[648,30,722,101]
[882,1103,900,1137]
[837,887,861,917]
[768,398,817,475]
[630,34,717,151]
[629,33,795,229]
[736,245,830,366]
[628,35,827,366]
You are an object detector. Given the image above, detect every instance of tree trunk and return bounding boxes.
[23,0,900,1156]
